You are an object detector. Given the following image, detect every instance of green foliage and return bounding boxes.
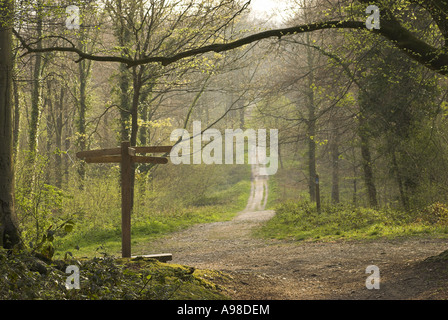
[419,202,448,226]
[0,250,66,300]
[0,249,228,300]
[51,163,251,258]
[352,32,444,210]
[255,200,448,241]
[15,154,75,260]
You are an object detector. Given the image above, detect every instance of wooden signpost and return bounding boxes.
[76,141,173,259]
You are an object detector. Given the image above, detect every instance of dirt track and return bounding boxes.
[145,165,448,300]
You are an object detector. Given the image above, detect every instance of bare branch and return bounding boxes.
[13,16,448,75]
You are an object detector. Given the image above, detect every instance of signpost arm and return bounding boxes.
[121,141,132,258]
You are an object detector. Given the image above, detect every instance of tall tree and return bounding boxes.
[0,0,21,249]
[25,0,45,191]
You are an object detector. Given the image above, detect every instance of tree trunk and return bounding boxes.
[307,117,317,202]
[305,77,317,203]
[12,78,20,159]
[391,151,409,211]
[45,90,53,185]
[139,101,148,146]
[55,87,64,189]
[138,87,153,147]
[305,32,317,203]
[0,0,21,249]
[129,66,144,211]
[352,148,358,207]
[331,121,340,204]
[64,121,71,186]
[130,66,142,147]
[239,103,245,130]
[26,0,44,191]
[119,63,131,142]
[358,115,378,208]
[77,59,88,183]
[353,166,358,206]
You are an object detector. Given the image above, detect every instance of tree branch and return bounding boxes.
[13,17,448,75]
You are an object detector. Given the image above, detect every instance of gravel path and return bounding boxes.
[145,165,448,300]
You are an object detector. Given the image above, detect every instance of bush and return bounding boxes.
[419,202,448,225]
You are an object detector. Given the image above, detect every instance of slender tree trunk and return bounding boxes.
[138,87,153,146]
[12,78,20,159]
[119,63,131,142]
[139,101,148,146]
[391,151,409,211]
[353,165,358,206]
[45,92,53,185]
[55,87,64,189]
[331,121,340,204]
[130,66,142,147]
[129,66,144,211]
[304,32,317,203]
[26,0,44,191]
[307,116,317,202]
[76,20,98,187]
[351,147,358,206]
[0,0,21,249]
[64,122,71,186]
[358,115,378,207]
[239,103,245,130]
[77,58,89,184]
[29,52,42,161]
[113,0,132,142]
[305,78,317,203]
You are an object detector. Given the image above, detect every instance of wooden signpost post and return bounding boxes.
[76,142,173,259]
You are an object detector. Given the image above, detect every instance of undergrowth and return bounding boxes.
[0,249,229,300]
[49,164,252,258]
[52,179,250,258]
[255,200,448,241]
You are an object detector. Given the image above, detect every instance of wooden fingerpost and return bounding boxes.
[76,142,172,259]
[121,141,132,258]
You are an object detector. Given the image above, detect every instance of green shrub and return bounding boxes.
[419,202,448,225]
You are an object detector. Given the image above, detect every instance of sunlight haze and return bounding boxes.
[249,0,289,25]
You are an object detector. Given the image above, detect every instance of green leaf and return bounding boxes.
[64,223,74,233]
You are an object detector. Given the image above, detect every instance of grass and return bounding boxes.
[254,200,448,242]
[54,177,252,258]
[8,161,252,300]
[265,174,279,210]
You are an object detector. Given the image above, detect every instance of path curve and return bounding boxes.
[145,165,448,300]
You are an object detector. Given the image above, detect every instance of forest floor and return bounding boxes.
[145,166,448,300]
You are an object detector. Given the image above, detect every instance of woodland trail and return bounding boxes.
[145,164,448,300]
